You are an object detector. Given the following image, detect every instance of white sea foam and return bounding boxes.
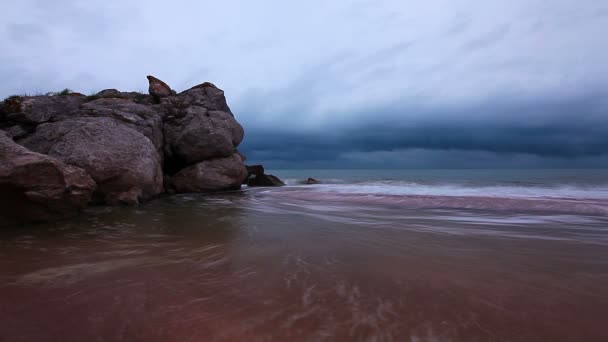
[294,182,608,200]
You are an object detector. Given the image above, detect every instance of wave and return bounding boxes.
[268,189,608,216]
[279,179,608,200]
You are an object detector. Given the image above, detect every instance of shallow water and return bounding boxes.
[2,170,608,341]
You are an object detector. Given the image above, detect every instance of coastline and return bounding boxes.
[1,183,607,341]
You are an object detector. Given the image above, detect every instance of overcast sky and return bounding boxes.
[1,0,607,168]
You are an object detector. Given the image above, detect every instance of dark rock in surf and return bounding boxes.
[242,164,265,184]
[248,174,285,187]
[246,165,265,177]
[305,177,320,184]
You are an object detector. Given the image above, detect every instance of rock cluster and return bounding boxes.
[0,76,254,224]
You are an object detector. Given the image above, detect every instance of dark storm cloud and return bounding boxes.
[1,0,607,167]
[239,91,608,167]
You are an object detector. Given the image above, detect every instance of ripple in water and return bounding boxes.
[1,185,608,341]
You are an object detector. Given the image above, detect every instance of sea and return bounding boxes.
[1,169,607,341]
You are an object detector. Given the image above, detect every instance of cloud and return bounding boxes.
[239,90,608,167]
[1,0,607,167]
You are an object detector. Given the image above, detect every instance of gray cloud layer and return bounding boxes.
[1,0,607,168]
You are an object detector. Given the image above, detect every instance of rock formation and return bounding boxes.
[0,132,96,225]
[172,154,248,193]
[19,117,164,205]
[0,76,250,224]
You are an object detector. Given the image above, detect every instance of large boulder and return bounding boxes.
[2,95,85,125]
[163,106,244,167]
[173,82,233,114]
[171,154,248,193]
[18,117,163,205]
[79,98,165,151]
[0,132,96,225]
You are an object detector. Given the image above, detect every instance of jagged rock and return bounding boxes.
[163,106,244,167]
[147,75,173,99]
[18,117,163,205]
[3,95,85,124]
[171,154,248,193]
[0,132,96,225]
[248,174,285,187]
[306,177,320,184]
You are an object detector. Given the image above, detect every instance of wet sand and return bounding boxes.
[1,190,608,341]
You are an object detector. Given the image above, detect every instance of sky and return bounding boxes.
[1,0,607,168]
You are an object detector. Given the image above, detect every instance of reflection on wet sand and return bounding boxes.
[1,190,608,341]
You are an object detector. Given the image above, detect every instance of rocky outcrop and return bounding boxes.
[19,117,164,205]
[305,177,320,184]
[171,154,248,193]
[1,76,250,224]
[0,132,96,225]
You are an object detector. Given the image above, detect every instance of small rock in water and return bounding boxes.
[246,165,265,177]
[248,174,285,187]
[306,177,320,184]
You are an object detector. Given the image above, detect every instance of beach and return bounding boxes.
[1,169,608,341]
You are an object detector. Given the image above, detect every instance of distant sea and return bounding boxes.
[277,168,608,196]
[1,169,607,341]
